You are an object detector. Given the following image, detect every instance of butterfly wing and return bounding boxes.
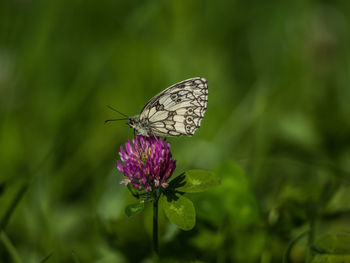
[139,77,208,137]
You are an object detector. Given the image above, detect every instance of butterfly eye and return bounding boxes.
[176,98,182,103]
[171,94,177,100]
[186,116,193,122]
[188,108,193,114]
[186,125,191,131]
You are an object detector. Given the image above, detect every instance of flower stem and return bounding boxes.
[153,198,159,256]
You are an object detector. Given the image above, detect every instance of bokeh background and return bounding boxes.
[1,0,350,262]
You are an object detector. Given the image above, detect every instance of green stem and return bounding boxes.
[153,198,159,256]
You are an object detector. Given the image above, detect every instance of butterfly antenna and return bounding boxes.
[105,118,129,124]
[106,105,129,118]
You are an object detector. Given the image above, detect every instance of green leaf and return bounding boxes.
[326,186,350,214]
[125,202,145,218]
[192,161,259,228]
[176,170,220,193]
[160,194,195,231]
[283,230,309,263]
[312,233,350,254]
[311,255,350,263]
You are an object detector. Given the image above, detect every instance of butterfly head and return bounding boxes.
[105,106,150,136]
[128,115,151,136]
[128,115,142,129]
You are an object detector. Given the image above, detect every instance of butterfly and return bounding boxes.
[106,77,208,137]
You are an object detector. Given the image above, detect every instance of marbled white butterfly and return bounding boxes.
[106,77,208,137]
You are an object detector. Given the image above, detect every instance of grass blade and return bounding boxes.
[40,250,54,263]
[0,230,22,263]
[0,183,28,230]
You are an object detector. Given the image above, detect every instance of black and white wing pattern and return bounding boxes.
[139,77,208,137]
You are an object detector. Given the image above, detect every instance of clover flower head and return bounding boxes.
[117,135,176,192]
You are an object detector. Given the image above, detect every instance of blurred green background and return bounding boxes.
[1,0,350,262]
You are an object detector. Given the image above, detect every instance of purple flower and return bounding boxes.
[117,135,176,192]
